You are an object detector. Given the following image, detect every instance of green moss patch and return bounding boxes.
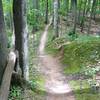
[46,35,100,74]
[69,80,100,100]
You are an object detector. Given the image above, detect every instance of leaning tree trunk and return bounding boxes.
[0,0,8,85]
[13,0,29,80]
[54,0,59,38]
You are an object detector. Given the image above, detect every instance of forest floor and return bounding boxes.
[38,18,75,100]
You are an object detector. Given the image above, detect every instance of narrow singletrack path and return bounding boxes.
[38,18,75,100]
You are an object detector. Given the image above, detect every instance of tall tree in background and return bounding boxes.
[33,0,39,32]
[80,0,87,32]
[13,0,29,80]
[71,0,74,11]
[66,0,69,15]
[78,0,82,24]
[86,0,91,15]
[54,0,59,38]
[3,0,13,32]
[72,0,77,34]
[0,0,8,84]
[88,0,96,34]
[45,0,49,24]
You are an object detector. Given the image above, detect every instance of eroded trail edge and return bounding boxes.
[38,18,75,100]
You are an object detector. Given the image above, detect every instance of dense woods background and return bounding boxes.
[0,0,100,100]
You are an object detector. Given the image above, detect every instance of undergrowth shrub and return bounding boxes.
[8,86,22,100]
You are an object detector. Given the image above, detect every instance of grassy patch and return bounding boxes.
[64,65,81,74]
[46,34,100,74]
[69,80,100,100]
[62,37,100,74]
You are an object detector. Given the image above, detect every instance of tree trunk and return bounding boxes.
[71,0,74,11]
[53,0,59,38]
[33,0,39,32]
[86,0,91,16]
[77,0,82,24]
[0,0,8,85]
[80,0,87,32]
[45,0,49,24]
[88,0,96,34]
[92,0,97,20]
[66,0,69,13]
[13,0,29,80]
[72,0,77,34]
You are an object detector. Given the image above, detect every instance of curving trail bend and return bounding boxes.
[38,18,75,100]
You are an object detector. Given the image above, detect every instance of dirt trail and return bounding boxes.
[38,18,75,100]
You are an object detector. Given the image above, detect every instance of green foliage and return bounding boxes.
[8,79,45,100]
[27,9,38,26]
[87,79,99,92]
[29,30,45,94]
[2,0,12,14]
[67,31,78,41]
[27,8,44,30]
[81,64,100,93]
[82,66,100,78]
[29,80,37,88]
[63,37,100,74]
[69,80,100,100]
[8,86,22,100]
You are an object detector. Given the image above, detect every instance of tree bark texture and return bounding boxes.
[54,0,59,37]
[0,0,8,85]
[13,0,29,80]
